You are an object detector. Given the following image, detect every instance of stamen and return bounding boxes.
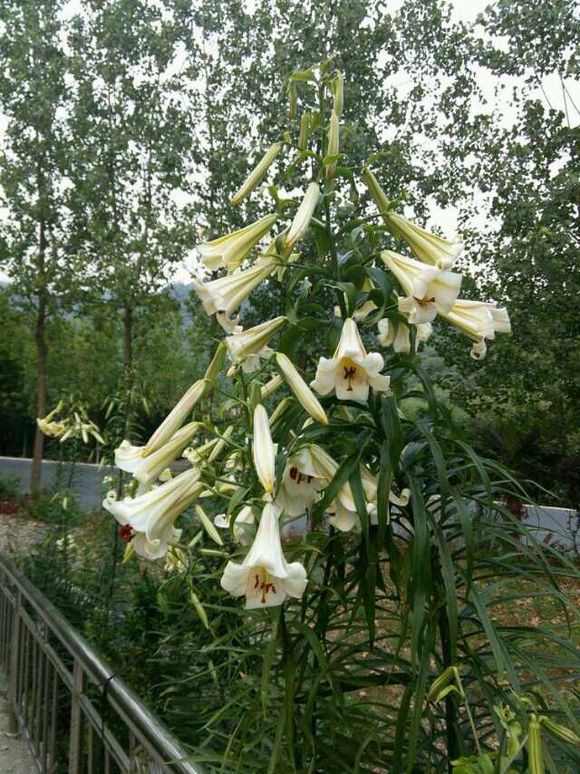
[289,466,298,480]
[119,524,134,542]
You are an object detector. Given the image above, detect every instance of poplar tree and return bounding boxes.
[0,0,80,488]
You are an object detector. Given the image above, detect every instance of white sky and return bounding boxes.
[1,0,578,285]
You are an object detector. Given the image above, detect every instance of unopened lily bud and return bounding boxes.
[361,167,391,216]
[528,715,544,774]
[261,374,283,399]
[540,716,580,746]
[195,504,224,546]
[276,353,329,426]
[284,183,320,249]
[427,666,461,703]
[146,383,207,454]
[332,73,344,116]
[230,143,282,206]
[326,111,340,181]
[205,342,227,383]
[252,405,276,494]
[298,111,312,150]
[269,396,295,426]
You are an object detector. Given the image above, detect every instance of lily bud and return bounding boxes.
[204,342,227,383]
[226,316,287,371]
[384,211,463,270]
[193,259,277,326]
[332,73,344,116]
[230,143,282,206]
[261,374,283,400]
[361,167,391,215]
[326,110,340,181]
[196,214,278,273]
[284,183,320,249]
[145,382,207,455]
[276,353,329,425]
[253,404,276,494]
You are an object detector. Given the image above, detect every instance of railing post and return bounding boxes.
[7,588,21,734]
[68,659,85,773]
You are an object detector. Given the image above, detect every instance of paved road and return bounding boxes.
[0,456,114,511]
[1,456,577,551]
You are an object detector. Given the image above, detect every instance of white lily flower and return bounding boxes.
[226,316,287,373]
[326,464,376,533]
[145,380,207,455]
[253,404,276,494]
[311,318,390,402]
[275,353,329,425]
[103,468,202,560]
[115,422,201,486]
[377,318,411,353]
[197,214,278,273]
[284,183,320,249]
[416,321,433,343]
[441,299,511,360]
[193,259,277,326]
[37,417,67,438]
[367,487,411,526]
[220,502,307,609]
[275,446,329,516]
[384,212,463,270]
[230,142,282,206]
[381,250,462,321]
[214,505,256,545]
[233,505,256,544]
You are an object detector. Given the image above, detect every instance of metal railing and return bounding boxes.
[0,553,204,773]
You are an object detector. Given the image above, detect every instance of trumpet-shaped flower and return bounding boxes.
[275,446,330,516]
[276,353,329,425]
[326,464,376,532]
[384,212,463,270]
[381,250,462,321]
[193,259,277,326]
[115,422,201,486]
[284,183,320,249]
[377,318,411,353]
[220,502,307,608]
[37,417,67,438]
[226,316,287,373]
[441,299,511,360]
[230,142,282,206]
[253,404,276,494]
[311,318,390,402]
[103,468,202,560]
[145,380,207,455]
[196,214,278,273]
[215,506,256,545]
[377,316,432,353]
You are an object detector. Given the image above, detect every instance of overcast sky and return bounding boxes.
[0,0,578,285]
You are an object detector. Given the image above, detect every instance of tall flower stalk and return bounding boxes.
[99,62,579,774]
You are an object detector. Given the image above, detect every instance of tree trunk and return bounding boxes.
[30,220,48,492]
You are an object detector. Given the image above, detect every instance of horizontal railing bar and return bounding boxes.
[0,553,204,773]
[78,693,131,769]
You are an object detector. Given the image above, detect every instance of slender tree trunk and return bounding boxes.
[30,218,48,492]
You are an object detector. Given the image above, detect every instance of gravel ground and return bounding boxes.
[0,675,36,774]
[0,512,49,558]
